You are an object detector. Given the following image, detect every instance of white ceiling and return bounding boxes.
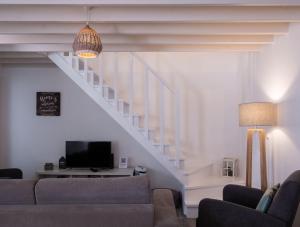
[0,0,299,63]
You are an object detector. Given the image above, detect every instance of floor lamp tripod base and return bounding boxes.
[246,128,268,191]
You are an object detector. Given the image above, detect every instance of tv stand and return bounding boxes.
[37,168,134,179]
[90,168,99,172]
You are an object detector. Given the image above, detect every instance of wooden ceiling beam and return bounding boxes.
[0,6,299,22]
[1,0,300,6]
[0,22,289,35]
[0,58,51,64]
[0,34,274,45]
[0,52,47,58]
[0,44,263,52]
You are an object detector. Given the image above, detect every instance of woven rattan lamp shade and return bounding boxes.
[73,25,102,58]
[239,102,277,127]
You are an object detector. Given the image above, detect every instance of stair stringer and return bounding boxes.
[48,52,186,185]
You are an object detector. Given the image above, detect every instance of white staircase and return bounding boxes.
[48,52,244,218]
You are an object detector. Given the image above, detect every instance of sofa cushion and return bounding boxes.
[35,175,150,205]
[0,180,36,205]
[0,204,154,227]
[256,184,280,213]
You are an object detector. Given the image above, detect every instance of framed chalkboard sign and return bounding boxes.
[36,92,60,116]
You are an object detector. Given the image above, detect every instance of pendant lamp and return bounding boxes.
[73,7,102,58]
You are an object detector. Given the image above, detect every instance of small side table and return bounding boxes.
[37,168,134,179]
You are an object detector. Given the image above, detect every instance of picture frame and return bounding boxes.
[222,157,238,177]
[36,92,61,116]
[119,156,128,169]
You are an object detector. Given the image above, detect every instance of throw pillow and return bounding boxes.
[256,184,280,213]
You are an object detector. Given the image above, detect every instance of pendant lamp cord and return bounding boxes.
[85,6,90,25]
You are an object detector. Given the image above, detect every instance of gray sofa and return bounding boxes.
[0,175,179,227]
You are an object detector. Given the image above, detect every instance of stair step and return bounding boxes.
[62,53,74,63]
[62,52,70,57]
[78,59,85,71]
[78,70,93,86]
[94,84,102,92]
[157,144,183,158]
[124,114,142,128]
[182,161,214,176]
[102,86,115,100]
[117,99,130,115]
[168,154,185,162]
[185,177,245,190]
[106,99,128,111]
[78,70,93,77]
[91,74,103,88]
[78,70,105,90]
[106,100,117,108]
[153,143,171,148]
[153,143,172,153]
[138,128,156,140]
[71,56,80,70]
[184,200,200,219]
[169,158,185,169]
[183,177,244,218]
[151,143,185,169]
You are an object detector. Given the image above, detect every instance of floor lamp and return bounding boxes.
[239,102,277,191]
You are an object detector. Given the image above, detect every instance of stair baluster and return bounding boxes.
[83,58,88,81]
[68,52,72,64]
[128,54,134,122]
[144,68,149,139]
[175,90,181,167]
[75,57,79,71]
[159,82,165,152]
[97,54,104,93]
[113,52,119,107]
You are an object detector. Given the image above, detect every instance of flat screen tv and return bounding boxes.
[66,141,112,168]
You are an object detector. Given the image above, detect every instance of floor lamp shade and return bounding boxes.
[239,102,277,127]
[239,102,277,191]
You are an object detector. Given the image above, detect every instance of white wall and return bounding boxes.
[0,64,182,189]
[253,23,300,185]
[0,51,245,187]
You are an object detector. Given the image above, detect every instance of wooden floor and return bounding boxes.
[184,219,196,227]
[182,207,300,227]
[177,208,196,227]
[179,217,196,227]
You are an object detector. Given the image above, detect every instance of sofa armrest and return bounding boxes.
[152,189,179,227]
[197,198,286,227]
[223,184,264,208]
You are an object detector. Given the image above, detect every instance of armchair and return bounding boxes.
[196,170,300,227]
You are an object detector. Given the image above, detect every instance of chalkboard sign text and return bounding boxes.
[36,92,60,116]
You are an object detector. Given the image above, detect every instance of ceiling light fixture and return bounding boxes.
[73,7,102,59]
